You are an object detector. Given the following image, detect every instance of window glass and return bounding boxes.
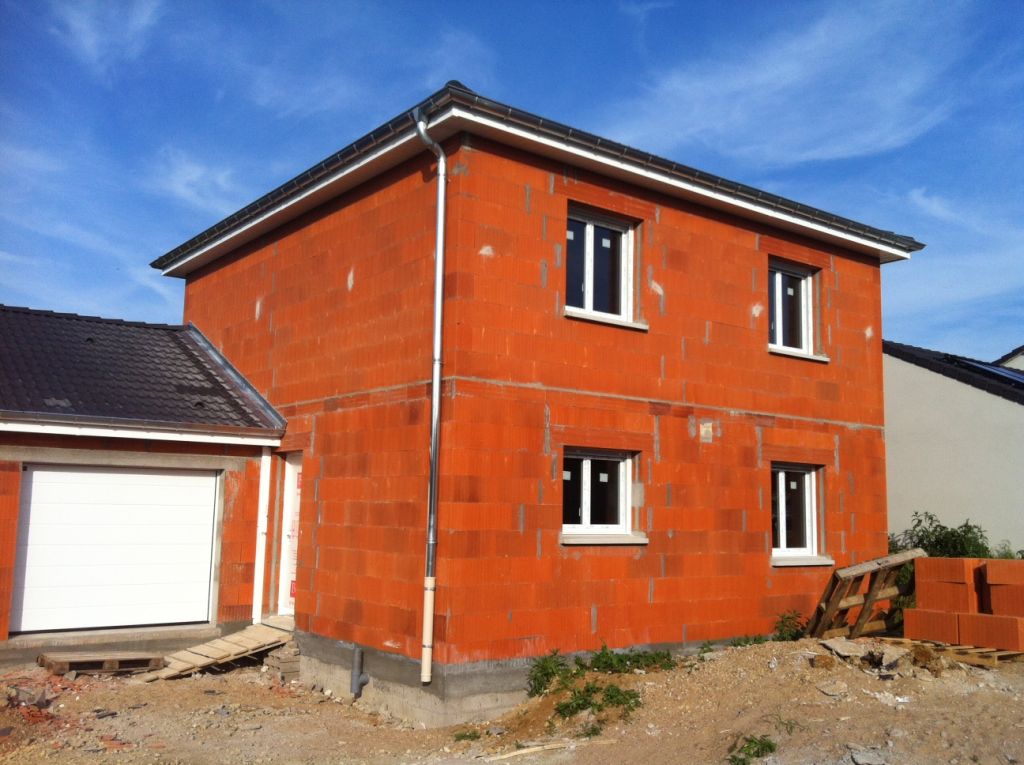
[783,473,807,549]
[781,271,804,349]
[566,219,586,310]
[588,458,620,525]
[562,455,583,525]
[592,225,621,315]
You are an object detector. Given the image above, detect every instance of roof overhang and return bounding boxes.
[0,412,283,447]
[155,85,923,278]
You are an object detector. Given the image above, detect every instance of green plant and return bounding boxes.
[579,721,604,738]
[891,511,992,558]
[773,610,806,641]
[766,712,800,734]
[728,734,778,764]
[527,650,570,697]
[587,643,675,673]
[729,635,768,647]
[601,683,641,713]
[453,729,480,742]
[699,641,714,656]
[555,682,602,718]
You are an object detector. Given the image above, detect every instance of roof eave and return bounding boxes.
[154,85,923,278]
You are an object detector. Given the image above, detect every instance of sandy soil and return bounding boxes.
[2,638,1022,765]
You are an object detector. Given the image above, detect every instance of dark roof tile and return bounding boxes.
[883,339,1024,407]
[0,305,284,434]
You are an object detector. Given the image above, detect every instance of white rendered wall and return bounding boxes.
[884,355,1024,550]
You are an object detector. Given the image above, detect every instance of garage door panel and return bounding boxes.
[11,465,218,632]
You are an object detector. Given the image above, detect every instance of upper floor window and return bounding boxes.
[566,209,633,321]
[768,259,816,354]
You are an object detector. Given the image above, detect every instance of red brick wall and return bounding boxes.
[182,133,891,664]
[0,434,263,637]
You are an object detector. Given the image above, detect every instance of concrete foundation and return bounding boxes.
[296,630,529,727]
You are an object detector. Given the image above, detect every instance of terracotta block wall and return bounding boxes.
[0,434,263,636]
[183,133,891,664]
[0,461,22,640]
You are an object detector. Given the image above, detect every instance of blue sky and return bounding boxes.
[1,0,1021,360]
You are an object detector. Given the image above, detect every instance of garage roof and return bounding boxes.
[0,305,285,439]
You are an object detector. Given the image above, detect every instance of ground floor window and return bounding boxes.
[562,450,632,536]
[771,463,819,558]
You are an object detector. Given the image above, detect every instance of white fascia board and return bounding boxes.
[162,105,911,277]
[435,108,912,263]
[162,131,423,277]
[0,420,282,447]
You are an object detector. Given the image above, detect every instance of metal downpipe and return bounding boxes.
[412,107,447,684]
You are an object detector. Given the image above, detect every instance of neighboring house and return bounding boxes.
[0,306,284,648]
[884,340,1024,550]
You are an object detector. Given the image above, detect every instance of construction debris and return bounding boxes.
[264,641,300,685]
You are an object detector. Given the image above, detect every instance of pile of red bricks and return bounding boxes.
[904,558,1024,650]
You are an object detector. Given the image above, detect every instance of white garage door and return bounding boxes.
[11,465,218,632]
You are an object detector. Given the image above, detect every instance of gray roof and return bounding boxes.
[0,305,284,436]
[884,339,1024,407]
[151,81,924,274]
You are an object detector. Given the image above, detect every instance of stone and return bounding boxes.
[821,638,867,659]
[851,750,888,765]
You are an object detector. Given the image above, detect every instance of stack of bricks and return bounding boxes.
[904,558,1024,650]
[264,641,300,685]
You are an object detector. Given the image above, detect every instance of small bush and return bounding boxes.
[890,511,992,558]
[773,610,806,641]
[453,729,480,742]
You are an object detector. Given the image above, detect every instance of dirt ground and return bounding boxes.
[2,638,1022,765]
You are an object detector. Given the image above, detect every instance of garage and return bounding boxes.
[11,465,219,633]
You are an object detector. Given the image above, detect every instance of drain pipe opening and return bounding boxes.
[413,106,447,685]
[350,646,370,699]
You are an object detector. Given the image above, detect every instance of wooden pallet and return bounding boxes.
[806,548,925,639]
[880,637,1024,668]
[38,651,164,675]
[138,623,292,682]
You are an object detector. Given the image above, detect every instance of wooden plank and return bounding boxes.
[838,585,901,610]
[219,633,264,650]
[834,548,925,579]
[187,643,233,661]
[166,650,217,668]
[246,625,290,641]
[205,639,252,657]
[851,568,895,638]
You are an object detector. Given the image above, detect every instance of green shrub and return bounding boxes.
[728,734,778,764]
[729,635,768,647]
[453,729,480,741]
[554,682,601,718]
[601,683,641,713]
[588,642,675,673]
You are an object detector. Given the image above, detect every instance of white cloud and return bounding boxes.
[603,0,967,166]
[419,29,496,92]
[146,147,244,216]
[49,0,162,77]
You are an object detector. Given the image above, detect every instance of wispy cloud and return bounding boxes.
[0,142,65,175]
[419,28,496,92]
[603,0,968,166]
[49,0,162,78]
[145,147,245,216]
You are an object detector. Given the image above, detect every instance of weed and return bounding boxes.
[772,610,806,642]
[729,635,768,647]
[579,721,604,738]
[699,641,715,657]
[766,712,800,734]
[554,682,601,718]
[588,642,675,673]
[602,684,641,713]
[453,729,480,742]
[527,650,570,697]
[728,734,778,764]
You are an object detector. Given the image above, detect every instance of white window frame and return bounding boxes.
[768,259,815,355]
[565,208,634,322]
[561,450,632,537]
[771,463,819,559]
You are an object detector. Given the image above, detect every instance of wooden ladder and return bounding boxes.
[806,548,925,639]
